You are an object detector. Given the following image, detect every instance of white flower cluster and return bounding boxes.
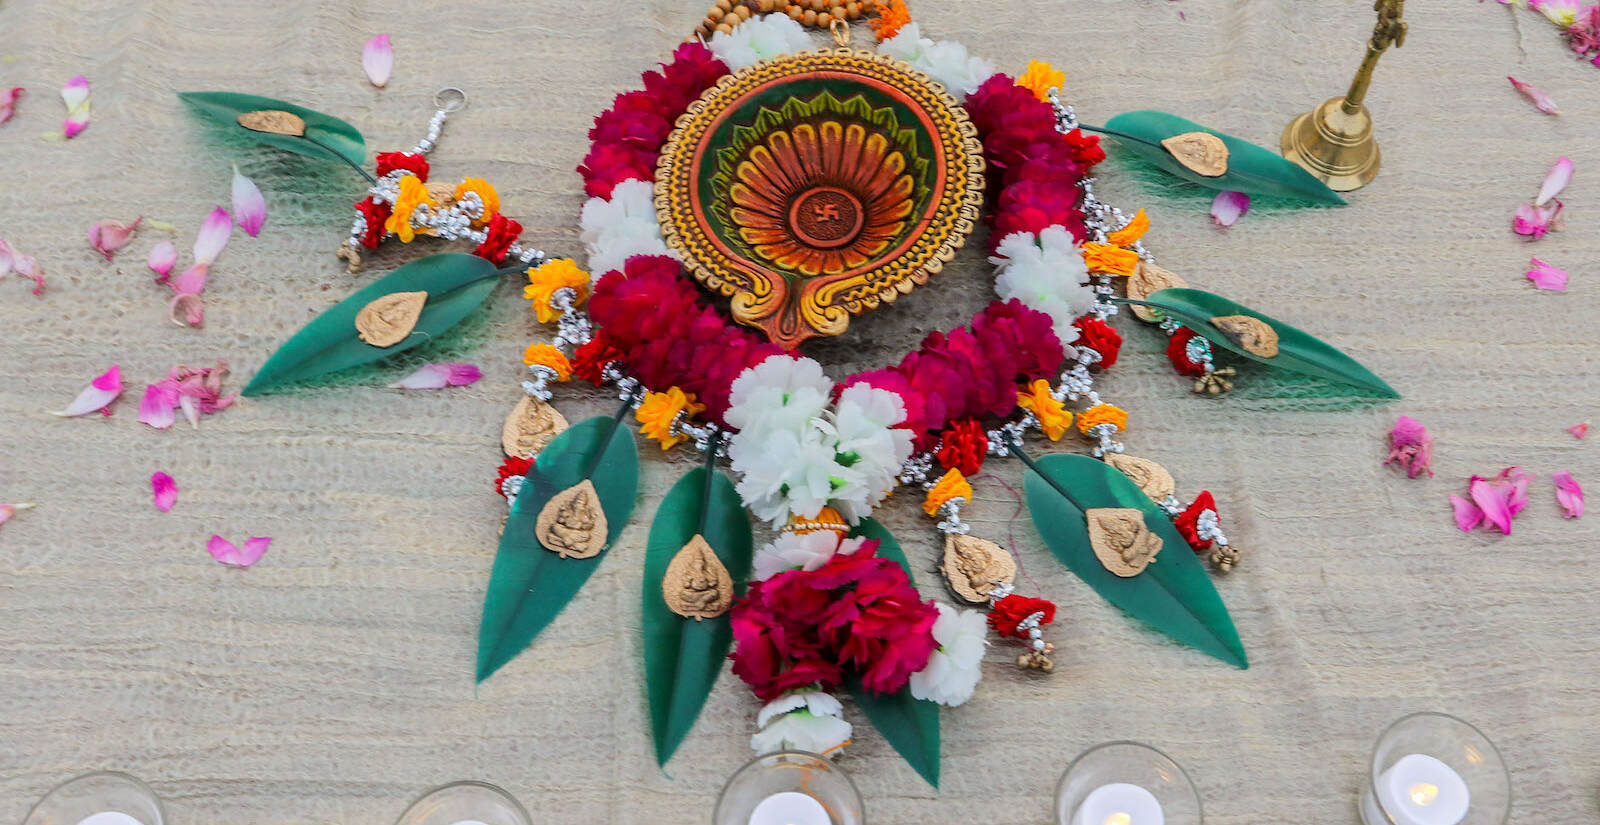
[751,532,872,582]
[908,603,988,706]
[877,22,996,99]
[709,13,815,72]
[726,354,913,527]
[989,226,1097,345]
[578,178,675,276]
[750,691,852,756]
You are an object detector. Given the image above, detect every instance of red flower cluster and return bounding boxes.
[936,419,988,476]
[375,151,429,181]
[1073,316,1122,369]
[494,455,534,498]
[571,332,625,385]
[987,594,1057,638]
[1174,491,1217,551]
[964,74,1104,249]
[586,255,783,423]
[730,539,939,699]
[472,213,523,264]
[1166,327,1207,376]
[352,197,392,249]
[577,43,728,199]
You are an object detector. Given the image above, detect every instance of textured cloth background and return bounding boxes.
[2,1,1597,823]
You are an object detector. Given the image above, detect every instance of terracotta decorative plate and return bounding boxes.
[655,48,985,348]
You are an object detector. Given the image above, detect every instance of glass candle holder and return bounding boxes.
[1055,741,1204,825]
[21,772,165,825]
[714,751,864,825]
[1359,712,1510,825]
[393,781,532,825]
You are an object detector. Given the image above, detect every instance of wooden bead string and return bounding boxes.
[692,0,874,41]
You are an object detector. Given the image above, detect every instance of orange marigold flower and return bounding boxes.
[1016,379,1073,441]
[454,177,500,226]
[1015,60,1066,102]
[523,259,592,324]
[522,342,572,381]
[1081,242,1140,276]
[922,468,973,516]
[636,387,705,450]
[1077,403,1129,435]
[870,0,912,40]
[1106,209,1149,247]
[385,174,435,243]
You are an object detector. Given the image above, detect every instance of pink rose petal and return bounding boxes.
[51,365,122,417]
[207,535,271,567]
[1508,76,1559,115]
[151,472,178,513]
[169,292,205,327]
[59,75,89,138]
[0,502,35,528]
[1210,190,1249,227]
[138,382,179,429]
[87,216,141,261]
[193,207,231,265]
[1449,494,1484,532]
[388,362,484,389]
[147,240,177,282]
[1469,475,1514,534]
[1553,470,1584,518]
[1513,201,1562,239]
[0,238,46,295]
[1526,256,1569,291]
[1383,415,1435,478]
[1537,156,1573,206]
[363,34,394,88]
[0,87,22,127]
[1569,421,1589,440]
[231,165,267,237]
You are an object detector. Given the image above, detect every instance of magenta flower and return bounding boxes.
[1450,467,1532,535]
[147,240,177,282]
[1526,256,1569,291]
[1383,415,1434,478]
[59,75,89,138]
[151,472,178,513]
[50,365,122,417]
[138,361,236,430]
[87,216,141,260]
[1508,76,1559,115]
[0,87,21,127]
[231,165,267,237]
[1553,470,1584,518]
[208,535,271,567]
[0,238,45,295]
[1210,191,1249,227]
[1569,421,1589,440]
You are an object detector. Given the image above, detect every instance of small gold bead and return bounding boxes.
[787,5,802,18]
[716,21,735,33]
[845,1,860,18]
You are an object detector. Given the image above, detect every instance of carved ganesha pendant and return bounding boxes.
[656,48,986,349]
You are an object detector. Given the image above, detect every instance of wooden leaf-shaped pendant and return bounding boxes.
[236,109,307,136]
[1105,454,1175,502]
[1086,507,1163,577]
[661,534,734,620]
[355,291,427,347]
[1126,260,1187,323]
[939,534,1018,605]
[1161,131,1229,176]
[1210,314,1280,357]
[536,479,608,559]
[502,396,570,458]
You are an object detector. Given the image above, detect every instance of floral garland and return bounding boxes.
[496,8,1242,758]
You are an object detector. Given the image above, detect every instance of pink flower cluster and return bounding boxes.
[963,74,1105,248]
[577,43,728,199]
[1562,3,1600,63]
[730,539,939,699]
[1450,467,1585,533]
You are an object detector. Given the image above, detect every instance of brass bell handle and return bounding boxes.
[1344,0,1406,113]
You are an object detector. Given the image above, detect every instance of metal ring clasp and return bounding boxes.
[433,87,467,113]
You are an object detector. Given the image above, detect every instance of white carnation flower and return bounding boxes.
[908,603,987,706]
[829,383,913,524]
[725,354,834,437]
[751,692,852,755]
[990,225,1095,344]
[877,23,995,98]
[579,179,674,275]
[710,13,814,72]
[751,534,871,581]
[730,426,851,526]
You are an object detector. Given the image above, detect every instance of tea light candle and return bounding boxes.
[75,814,144,825]
[748,791,830,825]
[1072,783,1164,825]
[1372,754,1469,825]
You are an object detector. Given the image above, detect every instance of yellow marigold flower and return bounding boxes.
[922,468,973,517]
[636,387,706,450]
[1077,403,1129,436]
[1106,209,1149,247]
[1081,242,1140,276]
[454,178,500,226]
[1016,379,1073,441]
[522,342,572,382]
[385,174,435,243]
[788,506,850,538]
[523,259,592,324]
[870,0,912,40]
[1016,60,1066,102]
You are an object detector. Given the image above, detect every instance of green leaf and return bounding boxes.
[476,415,640,682]
[844,518,940,789]
[242,253,498,395]
[1022,453,1247,669]
[1093,111,1345,205]
[642,465,753,766]
[1132,287,1399,399]
[179,91,367,170]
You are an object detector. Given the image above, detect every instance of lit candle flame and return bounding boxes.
[1409,783,1439,806]
[1104,813,1132,825]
